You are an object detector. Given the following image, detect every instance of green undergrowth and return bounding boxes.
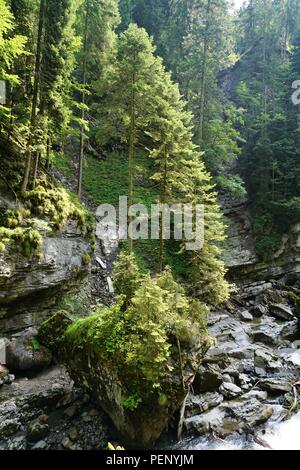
[54,150,190,275]
[0,173,94,257]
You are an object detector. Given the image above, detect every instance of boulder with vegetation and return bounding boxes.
[39,254,213,447]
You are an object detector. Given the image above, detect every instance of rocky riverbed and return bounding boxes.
[1,278,299,450]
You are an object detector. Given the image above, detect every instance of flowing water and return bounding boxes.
[173,412,300,450]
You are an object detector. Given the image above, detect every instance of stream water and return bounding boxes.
[173,412,300,450]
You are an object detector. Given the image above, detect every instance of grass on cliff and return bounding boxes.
[53,150,189,276]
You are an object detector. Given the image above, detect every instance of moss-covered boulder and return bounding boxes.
[39,269,212,448]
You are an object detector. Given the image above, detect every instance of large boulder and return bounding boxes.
[38,310,211,448]
[6,328,52,372]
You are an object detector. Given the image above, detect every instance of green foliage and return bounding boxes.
[66,257,209,406]
[30,336,41,351]
[24,181,92,232]
[121,394,142,411]
[215,175,247,199]
[235,0,300,257]
[0,226,42,257]
[113,251,144,306]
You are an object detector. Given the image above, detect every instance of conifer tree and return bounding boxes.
[76,0,120,199]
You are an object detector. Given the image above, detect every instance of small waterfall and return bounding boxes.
[175,412,300,450]
[260,412,300,450]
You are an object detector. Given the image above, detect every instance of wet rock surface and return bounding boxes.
[0,366,112,450]
[182,282,300,441]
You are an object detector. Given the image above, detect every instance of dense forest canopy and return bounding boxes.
[1,0,300,278]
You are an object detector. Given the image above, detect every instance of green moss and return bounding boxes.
[82,253,91,266]
[0,226,43,257]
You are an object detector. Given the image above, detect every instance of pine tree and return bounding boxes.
[76,0,120,199]
[0,0,27,128]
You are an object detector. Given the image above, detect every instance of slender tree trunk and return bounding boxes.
[128,61,136,255]
[77,2,89,199]
[159,149,168,272]
[45,137,51,170]
[282,5,288,60]
[22,0,46,193]
[32,151,40,189]
[198,0,211,146]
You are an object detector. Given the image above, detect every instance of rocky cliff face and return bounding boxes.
[0,219,92,335]
[222,194,300,287]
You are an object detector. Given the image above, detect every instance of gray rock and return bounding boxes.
[270,304,294,321]
[219,382,242,399]
[185,392,223,417]
[32,440,47,450]
[96,257,107,270]
[184,407,225,436]
[228,346,255,360]
[254,349,277,376]
[221,398,274,429]
[6,328,52,371]
[194,365,223,393]
[222,374,234,384]
[6,436,27,450]
[64,405,77,418]
[253,304,268,318]
[0,419,20,438]
[202,347,229,366]
[250,322,280,346]
[107,277,114,294]
[0,220,92,335]
[239,310,254,322]
[242,390,268,401]
[260,378,292,394]
[27,419,50,443]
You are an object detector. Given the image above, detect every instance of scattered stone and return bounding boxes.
[219,382,242,399]
[6,328,52,371]
[185,392,223,417]
[242,390,268,401]
[96,257,107,270]
[32,440,47,450]
[254,349,276,376]
[250,323,279,346]
[107,277,114,294]
[0,365,9,380]
[27,419,50,443]
[222,374,234,384]
[253,304,268,318]
[0,419,20,438]
[62,436,73,449]
[6,436,27,450]
[260,379,292,394]
[64,405,77,418]
[194,365,223,393]
[269,304,294,321]
[69,427,78,442]
[239,310,254,322]
[281,350,300,367]
[185,407,225,436]
[202,347,229,366]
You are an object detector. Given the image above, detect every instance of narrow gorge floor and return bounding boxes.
[1,278,299,450]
